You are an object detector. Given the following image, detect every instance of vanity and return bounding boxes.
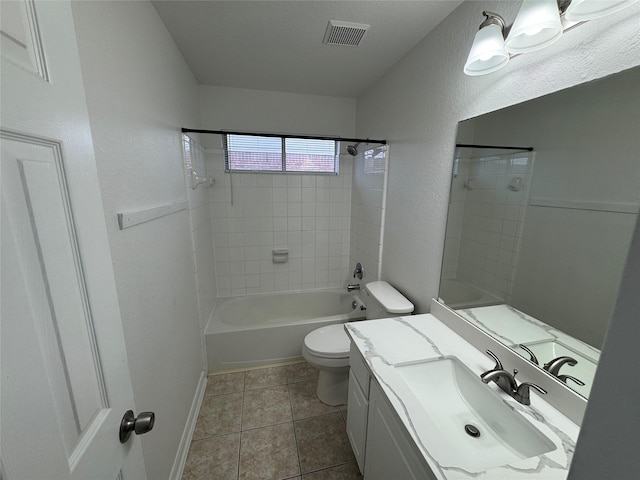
[341,66,638,480]
[344,305,579,479]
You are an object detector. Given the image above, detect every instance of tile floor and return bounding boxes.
[182,362,363,480]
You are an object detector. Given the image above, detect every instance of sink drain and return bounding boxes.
[464,424,481,438]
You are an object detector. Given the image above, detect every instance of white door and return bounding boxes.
[1,1,147,479]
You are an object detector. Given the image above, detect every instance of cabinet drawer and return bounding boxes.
[349,343,370,397]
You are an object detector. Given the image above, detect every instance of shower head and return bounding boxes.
[347,143,360,156]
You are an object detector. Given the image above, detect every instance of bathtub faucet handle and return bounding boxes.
[353,262,364,280]
[347,284,361,292]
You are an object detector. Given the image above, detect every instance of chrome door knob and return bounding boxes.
[119,410,155,443]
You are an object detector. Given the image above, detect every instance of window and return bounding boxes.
[224,134,338,174]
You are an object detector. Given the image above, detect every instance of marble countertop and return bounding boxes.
[345,313,580,480]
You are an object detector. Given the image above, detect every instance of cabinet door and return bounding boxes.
[364,383,436,480]
[346,371,368,472]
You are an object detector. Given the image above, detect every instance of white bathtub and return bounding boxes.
[438,278,503,309]
[205,289,366,372]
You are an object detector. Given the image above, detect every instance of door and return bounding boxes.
[1,1,147,479]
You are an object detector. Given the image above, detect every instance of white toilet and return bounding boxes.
[302,281,414,405]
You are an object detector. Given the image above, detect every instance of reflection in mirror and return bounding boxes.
[439,66,640,399]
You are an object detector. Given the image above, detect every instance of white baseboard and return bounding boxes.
[169,370,208,480]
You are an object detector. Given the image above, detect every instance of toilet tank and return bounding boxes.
[363,281,414,320]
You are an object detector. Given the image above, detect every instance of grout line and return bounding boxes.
[236,385,245,480]
[289,382,303,478]
[241,419,294,434]
[302,461,358,476]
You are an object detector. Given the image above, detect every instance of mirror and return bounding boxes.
[439,67,640,399]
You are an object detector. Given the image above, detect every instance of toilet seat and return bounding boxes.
[303,324,350,359]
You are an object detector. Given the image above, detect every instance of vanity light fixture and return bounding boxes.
[463,11,510,76]
[464,0,640,76]
[504,0,564,54]
[565,0,640,21]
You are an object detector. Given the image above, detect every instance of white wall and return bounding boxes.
[71,2,203,479]
[199,85,356,137]
[199,87,357,294]
[356,0,640,313]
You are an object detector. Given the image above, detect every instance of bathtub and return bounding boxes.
[438,278,503,309]
[205,289,366,372]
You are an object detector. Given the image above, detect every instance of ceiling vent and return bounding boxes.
[322,20,370,47]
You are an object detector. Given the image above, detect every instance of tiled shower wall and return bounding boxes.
[183,134,217,337]
[206,150,353,297]
[349,145,388,283]
[446,152,534,303]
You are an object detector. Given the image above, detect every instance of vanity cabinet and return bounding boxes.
[346,343,434,479]
[346,344,370,472]
[364,381,435,480]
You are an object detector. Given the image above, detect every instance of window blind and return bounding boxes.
[224,134,338,174]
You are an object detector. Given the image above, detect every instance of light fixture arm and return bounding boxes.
[479,11,506,32]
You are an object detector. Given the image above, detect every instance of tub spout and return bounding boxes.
[347,284,360,292]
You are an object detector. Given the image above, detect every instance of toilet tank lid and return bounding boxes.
[364,281,414,314]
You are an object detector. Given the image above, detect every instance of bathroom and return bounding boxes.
[2,1,638,480]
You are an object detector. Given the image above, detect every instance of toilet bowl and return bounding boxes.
[302,281,414,406]
[302,324,351,406]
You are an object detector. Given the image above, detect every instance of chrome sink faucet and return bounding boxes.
[480,350,547,406]
[543,356,585,386]
[543,356,577,375]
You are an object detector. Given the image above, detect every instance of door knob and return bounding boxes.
[119,410,155,443]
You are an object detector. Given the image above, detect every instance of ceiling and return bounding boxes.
[152,1,464,98]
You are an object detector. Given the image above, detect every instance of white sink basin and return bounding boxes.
[393,357,555,473]
[519,340,598,398]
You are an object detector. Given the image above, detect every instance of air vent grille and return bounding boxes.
[323,20,370,47]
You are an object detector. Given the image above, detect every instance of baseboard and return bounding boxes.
[169,370,207,480]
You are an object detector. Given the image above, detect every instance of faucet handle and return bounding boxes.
[518,344,539,365]
[557,374,586,386]
[352,262,364,280]
[485,350,503,371]
[515,382,547,405]
[519,382,547,395]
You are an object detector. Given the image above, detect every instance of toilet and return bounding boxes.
[302,281,414,405]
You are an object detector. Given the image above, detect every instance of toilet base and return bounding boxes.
[316,369,349,406]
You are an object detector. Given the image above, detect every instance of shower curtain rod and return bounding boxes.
[181,128,386,145]
[456,143,533,151]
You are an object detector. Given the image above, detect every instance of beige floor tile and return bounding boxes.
[239,423,300,480]
[193,392,243,440]
[182,433,240,480]
[289,381,339,420]
[285,362,318,384]
[301,462,362,480]
[245,366,287,390]
[339,409,348,424]
[242,385,292,430]
[206,371,246,396]
[295,413,355,474]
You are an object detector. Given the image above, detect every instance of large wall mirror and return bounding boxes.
[439,66,640,399]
